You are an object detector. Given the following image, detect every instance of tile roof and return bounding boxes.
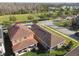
[8,23,37,52]
[31,24,65,48]
[13,38,37,52]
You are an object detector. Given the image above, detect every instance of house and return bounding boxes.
[66,15,79,27]
[31,24,65,51]
[8,23,37,55]
[75,15,79,26]
[0,25,5,56]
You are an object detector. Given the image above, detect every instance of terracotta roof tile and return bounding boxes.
[8,23,37,52]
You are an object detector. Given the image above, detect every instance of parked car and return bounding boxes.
[75,31,79,37]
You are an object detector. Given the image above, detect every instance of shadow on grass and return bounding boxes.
[29,43,49,56]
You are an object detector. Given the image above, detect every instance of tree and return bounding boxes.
[27,15,34,20]
[9,16,17,22]
[65,41,73,51]
[32,19,38,23]
[38,13,49,20]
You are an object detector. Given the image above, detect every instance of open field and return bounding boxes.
[0,13,46,23]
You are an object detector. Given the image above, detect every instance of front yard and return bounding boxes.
[21,47,67,56]
[21,45,69,56]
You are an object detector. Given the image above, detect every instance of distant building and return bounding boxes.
[0,26,5,56]
[31,24,65,51]
[66,15,79,27]
[8,23,37,55]
[75,15,79,26]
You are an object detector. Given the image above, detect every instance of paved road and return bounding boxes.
[38,20,79,41]
[38,20,53,26]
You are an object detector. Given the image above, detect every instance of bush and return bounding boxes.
[27,15,34,20]
[32,19,38,23]
[9,16,17,22]
[38,13,47,19]
[65,41,73,51]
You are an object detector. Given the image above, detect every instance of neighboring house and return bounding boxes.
[0,26,5,56]
[8,23,37,55]
[66,15,79,27]
[31,24,65,51]
[75,15,79,26]
[66,16,74,20]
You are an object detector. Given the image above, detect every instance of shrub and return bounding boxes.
[27,15,34,20]
[9,16,17,22]
[32,19,38,23]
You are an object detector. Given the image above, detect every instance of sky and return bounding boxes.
[0,0,79,3]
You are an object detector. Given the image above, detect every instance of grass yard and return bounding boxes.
[50,49,67,56]
[53,20,70,27]
[21,51,66,56]
[21,52,49,56]
[0,13,46,23]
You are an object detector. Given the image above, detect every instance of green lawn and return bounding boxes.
[53,20,70,27]
[0,13,46,23]
[21,52,50,56]
[21,49,67,56]
[21,46,68,56]
[0,12,55,24]
[50,49,67,56]
[0,14,35,22]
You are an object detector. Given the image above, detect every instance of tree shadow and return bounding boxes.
[31,43,48,55]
